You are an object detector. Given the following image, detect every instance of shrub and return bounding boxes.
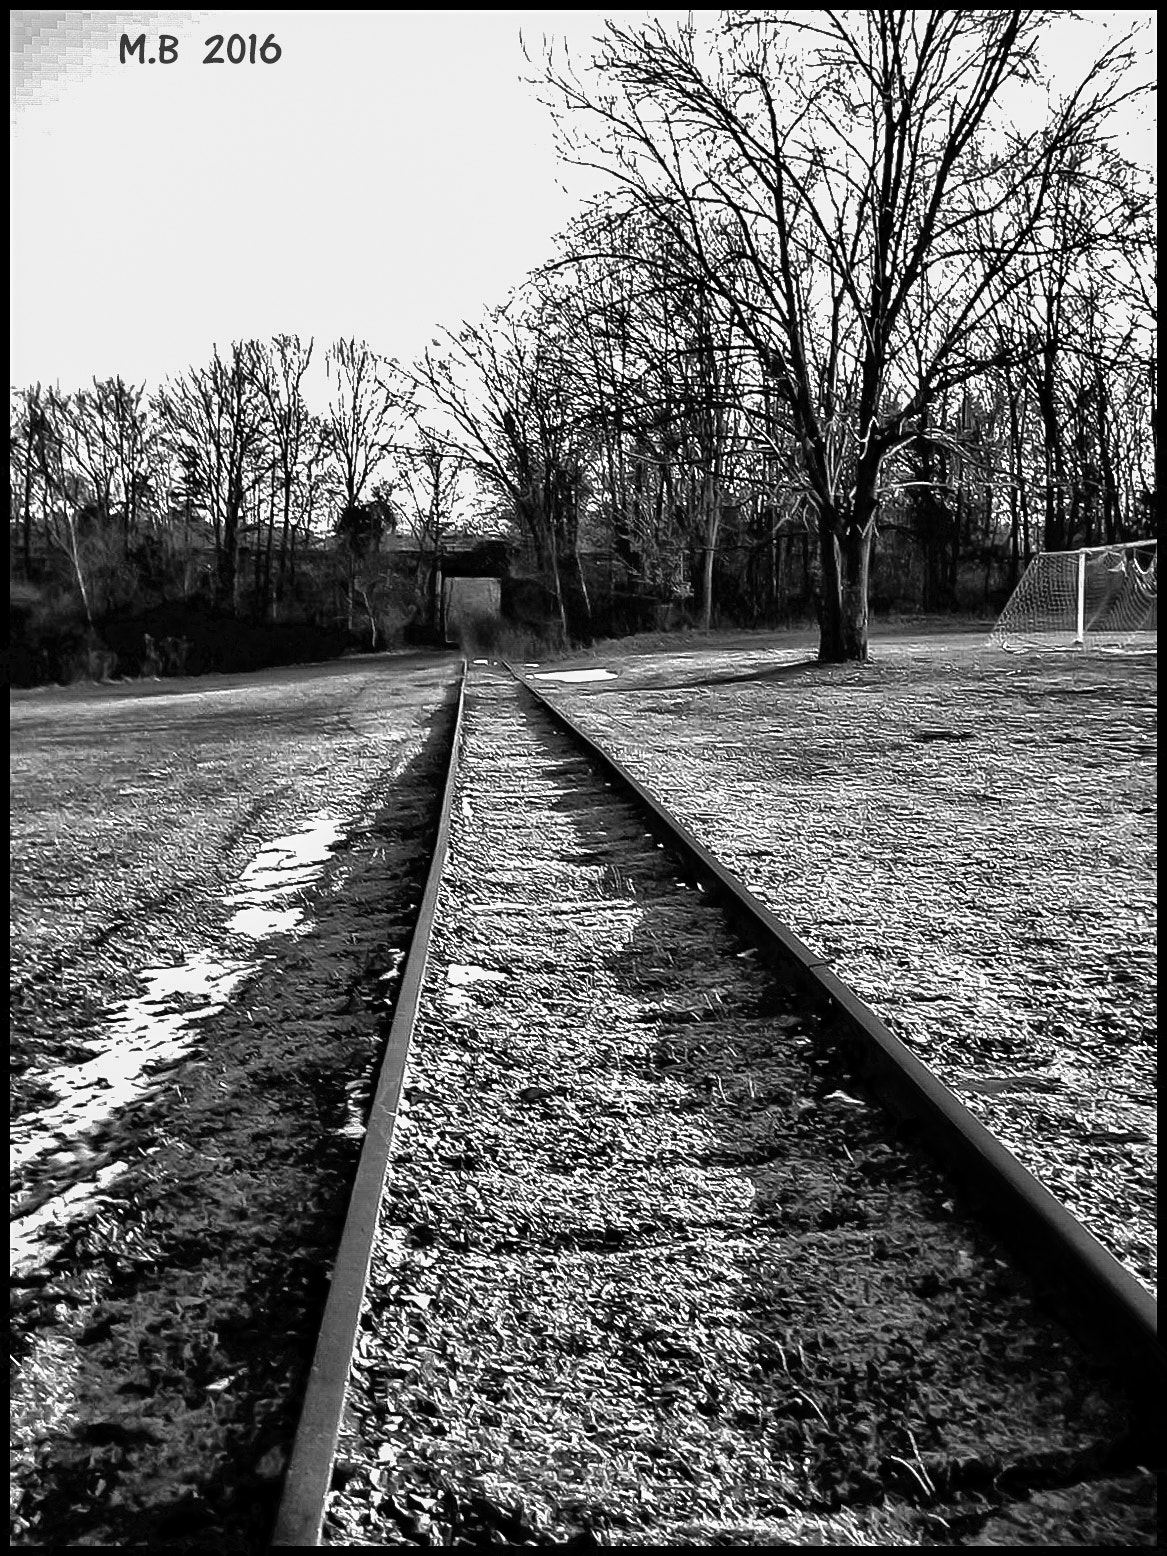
[7,581,92,686]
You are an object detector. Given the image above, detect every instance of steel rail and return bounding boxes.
[506,664,1163,1413]
[271,663,468,1548]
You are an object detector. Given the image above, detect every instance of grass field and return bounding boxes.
[10,651,462,1548]
[531,628,1157,1293]
[6,629,1157,1546]
[10,653,457,1109]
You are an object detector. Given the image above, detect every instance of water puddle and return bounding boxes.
[529,669,617,683]
[11,810,348,1276]
[11,1162,128,1278]
[226,904,305,938]
[11,952,251,1181]
[10,952,251,1277]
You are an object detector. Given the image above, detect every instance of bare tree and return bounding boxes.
[413,299,594,640]
[11,387,44,574]
[542,11,1150,659]
[395,426,466,633]
[255,334,315,615]
[20,385,96,623]
[323,338,412,630]
[60,377,153,552]
[155,341,270,610]
[324,337,409,515]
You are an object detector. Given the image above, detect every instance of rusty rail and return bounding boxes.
[271,663,468,1547]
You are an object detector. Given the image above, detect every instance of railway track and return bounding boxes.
[273,662,1161,1548]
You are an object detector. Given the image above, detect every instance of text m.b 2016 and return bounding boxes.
[120,34,283,65]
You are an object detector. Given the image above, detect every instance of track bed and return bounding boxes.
[317,670,1154,1547]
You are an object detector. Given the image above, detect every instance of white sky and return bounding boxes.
[10,9,1156,405]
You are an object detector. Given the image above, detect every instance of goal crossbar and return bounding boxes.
[989,541,1157,653]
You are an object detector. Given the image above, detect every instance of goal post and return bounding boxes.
[988,541,1157,653]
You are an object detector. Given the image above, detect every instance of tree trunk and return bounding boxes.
[913,416,944,611]
[360,588,378,649]
[840,525,873,660]
[946,393,970,605]
[1007,387,1024,588]
[818,521,844,661]
[1036,363,1066,552]
[546,524,569,642]
[64,512,94,627]
[21,437,34,573]
[263,473,278,619]
[429,554,441,635]
[700,476,719,632]
[252,490,264,617]
[1094,363,1120,544]
[276,476,294,605]
[818,506,874,664]
[219,504,240,611]
[567,544,593,642]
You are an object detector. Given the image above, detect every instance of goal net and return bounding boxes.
[989,541,1157,652]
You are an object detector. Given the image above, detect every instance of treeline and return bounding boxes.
[10,13,1157,680]
[8,338,463,684]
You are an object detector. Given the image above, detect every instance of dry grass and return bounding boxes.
[538,636,1157,1292]
[9,658,459,1549]
[325,670,1151,1549]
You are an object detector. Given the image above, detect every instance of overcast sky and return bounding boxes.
[10,9,1156,403]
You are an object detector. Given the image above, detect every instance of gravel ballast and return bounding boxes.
[325,669,1154,1548]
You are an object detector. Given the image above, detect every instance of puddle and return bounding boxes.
[529,669,617,683]
[11,1163,128,1277]
[226,905,305,939]
[443,963,510,1010]
[10,951,252,1276]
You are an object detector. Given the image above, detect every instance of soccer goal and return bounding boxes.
[988,541,1157,652]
